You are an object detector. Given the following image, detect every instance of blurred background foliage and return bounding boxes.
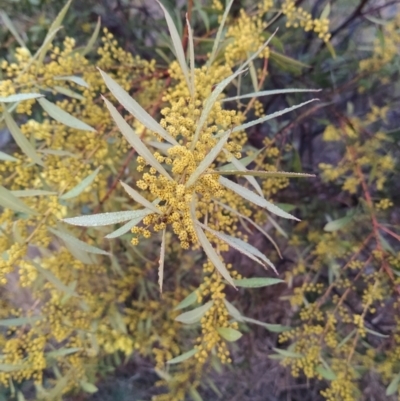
[0,0,399,400]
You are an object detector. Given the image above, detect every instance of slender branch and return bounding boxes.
[379,225,400,242]
[362,0,400,16]
[330,0,370,40]
[336,111,396,283]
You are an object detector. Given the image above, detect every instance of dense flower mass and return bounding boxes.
[1,0,399,400]
[131,63,247,250]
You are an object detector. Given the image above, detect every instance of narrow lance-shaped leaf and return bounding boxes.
[0,365,28,373]
[53,86,84,101]
[0,11,29,50]
[175,300,213,324]
[120,181,161,214]
[63,210,150,227]
[47,227,110,255]
[223,149,263,197]
[189,387,203,401]
[104,212,151,239]
[386,372,400,396]
[38,98,95,132]
[0,103,19,125]
[320,3,331,19]
[0,316,42,327]
[34,383,49,399]
[105,195,160,238]
[102,96,172,180]
[271,348,302,359]
[223,299,243,321]
[155,47,173,64]
[219,176,299,221]
[276,204,296,217]
[154,368,171,382]
[186,130,231,188]
[207,0,234,67]
[215,199,282,257]
[212,170,316,178]
[248,60,259,92]
[156,0,192,96]
[54,76,89,88]
[233,277,283,288]
[167,348,198,364]
[191,199,236,287]
[19,27,62,77]
[146,140,172,155]
[194,3,209,32]
[60,167,100,200]
[241,316,291,333]
[0,185,38,215]
[186,16,195,97]
[0,151,18,162]
[12,220,24,244]
[82,17,101,56]
[80,382,98,394]
[222,88,321,102]
[32,261,77,295]
[0,93,43,103]
[267,214,288,238]
[60,281,78,305]
[324,214,354,232]
[192,31,277,149]
[269,50,311,73]
[198,221,277,273]
[12,190,57,197]
[46,374,69,400]
[3,108,44,167]
[46,348,82,359]
[225,99,319,135]
[54,223,93,265]
[316,365,336,381]
[39,148,77,157]
[337,329,356,349]
[98,69,178,145]
[364,15,387,26]
[38,0,72,65]
[232,28,278,78]
[218,147,264,171]
[46,0,72,38]
[158,228,166,292]
[217,327,242,342]
[364,327,389,338]
[174,291,198,311]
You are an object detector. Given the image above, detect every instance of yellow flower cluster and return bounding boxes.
[211,0,223,11]
[322,125,341,141]
[258,0,274,14]
[0,26,190,398]
[359,13,400,75]
[0,0,344,399]
[0,331,46,386]
[131,63,247,249]
[282,0,331,42]
[319,117,395,194]
[225,10,270,67]
[281,99,400,394]
[320,362,358,401]
[375,198,393,211]
[195,261,242,364]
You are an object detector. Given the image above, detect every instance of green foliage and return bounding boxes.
[0,0,399,400]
